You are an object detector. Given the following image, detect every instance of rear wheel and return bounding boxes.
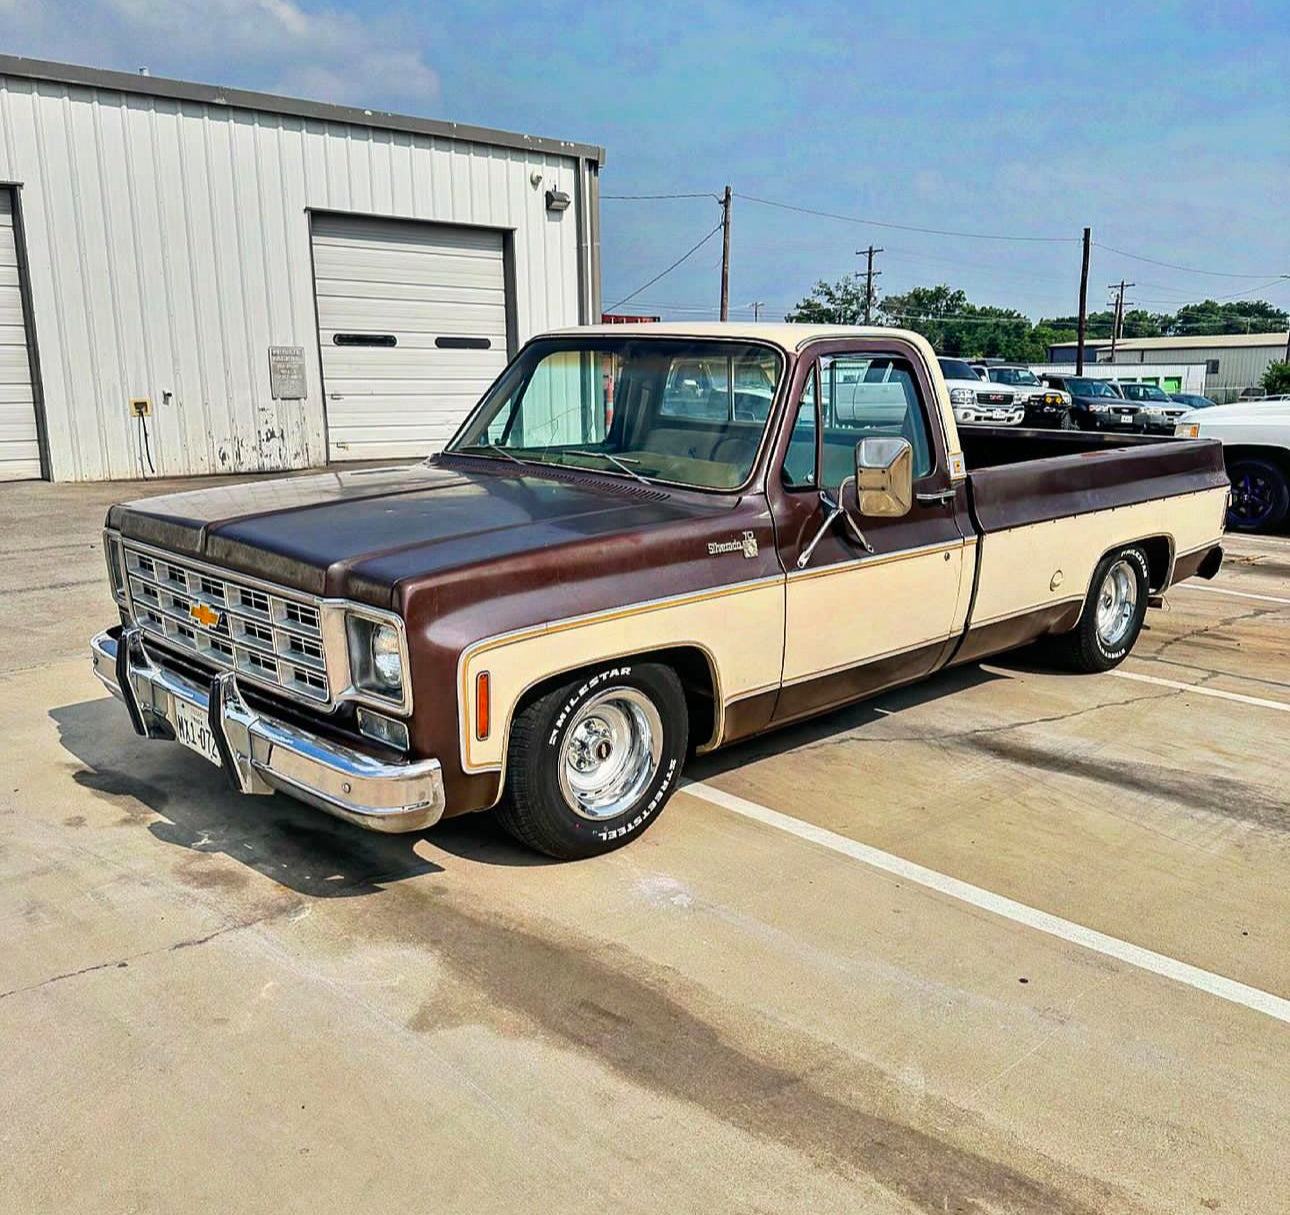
[495,662,688,859]
[1048,546,1150,673]
[1226,457,1289,532]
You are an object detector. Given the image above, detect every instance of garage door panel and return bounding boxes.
[321,362,503,385]
[0,190,40,481]
[314,215,509,462]
[314,279,507,305]
[311,217,502,251]
[316,299,508,332]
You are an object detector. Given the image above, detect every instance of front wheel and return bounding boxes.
[495,662,689,859]
[1048,546,1150,673]
[1226,457,1289,532]
[1058,410,1077,430]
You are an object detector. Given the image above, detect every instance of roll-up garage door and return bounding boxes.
[0,190,41,481]
[312,215,510,461]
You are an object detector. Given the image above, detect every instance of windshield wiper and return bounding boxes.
[458,442,530,467]
[562,450,652,485]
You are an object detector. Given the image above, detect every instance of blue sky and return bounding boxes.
[5,0,1288,321]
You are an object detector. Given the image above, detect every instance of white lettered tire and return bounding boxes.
[495,662,688,859]
[1050,545,1150,672]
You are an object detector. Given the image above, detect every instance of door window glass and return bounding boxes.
[818,355,934,483]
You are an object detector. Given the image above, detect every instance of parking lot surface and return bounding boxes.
[2,473,1287,1214]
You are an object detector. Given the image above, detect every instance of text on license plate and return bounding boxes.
[173,698,222,768]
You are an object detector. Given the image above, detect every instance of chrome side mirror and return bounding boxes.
[855,437,913,517]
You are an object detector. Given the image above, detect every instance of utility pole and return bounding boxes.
[751,301,765,322]
[1076,227,1091,374]
[1107,279,1135,360]
[857,245,883,325]
[719,185,732,321]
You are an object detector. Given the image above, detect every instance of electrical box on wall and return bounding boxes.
[129,398,151,417]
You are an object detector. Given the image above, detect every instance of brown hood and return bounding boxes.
[106,458,736,608]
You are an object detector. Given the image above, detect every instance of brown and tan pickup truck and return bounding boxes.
[92,324,1228,857]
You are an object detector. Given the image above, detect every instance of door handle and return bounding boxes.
[916,489,956,506]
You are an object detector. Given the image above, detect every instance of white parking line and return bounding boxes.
[1111,669,1290,712]
[1176,583,1290,606]
[682,780,1290,1025]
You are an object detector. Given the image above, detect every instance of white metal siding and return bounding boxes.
[312,215,509,459]
[0,189,40,480]
[0,73,593,480]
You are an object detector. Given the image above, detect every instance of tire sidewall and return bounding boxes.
[1087,546,1149,666]
[532,663,687,853]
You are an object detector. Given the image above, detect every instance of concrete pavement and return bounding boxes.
[2,474,1286,1213]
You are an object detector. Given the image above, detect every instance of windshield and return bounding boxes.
[1066,378,1122,398]
[938,358,980,382]
[988,367,1041,386]
[1123,384,1172,402]
[448,337,784,490]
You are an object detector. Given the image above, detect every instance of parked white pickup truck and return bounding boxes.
[1176,398,1290,530]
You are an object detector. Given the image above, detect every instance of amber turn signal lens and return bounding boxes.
[475,671,491,740]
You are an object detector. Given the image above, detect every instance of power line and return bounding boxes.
[736,192,1076,243]
[602,192,721,200]
[1095,242,1288,280]
[604,223,724,312]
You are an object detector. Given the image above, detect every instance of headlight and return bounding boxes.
[346,615,405,699]
[949,387,974,406]
[1043,393,1063,406]
[1176,422,1201,438]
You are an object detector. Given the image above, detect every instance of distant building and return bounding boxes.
[1047,332,1289,403]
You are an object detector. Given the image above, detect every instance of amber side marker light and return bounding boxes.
[475,671,491,740]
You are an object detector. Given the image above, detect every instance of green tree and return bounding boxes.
[1169,300,1288,336]
[1261,361,1290,395]
[880,285,1042,360]
[784,274,877,325]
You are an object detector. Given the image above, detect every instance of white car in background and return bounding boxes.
[936,357,1024,426]
[1176,398,1290,531]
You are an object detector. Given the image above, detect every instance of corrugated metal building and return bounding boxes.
[0,55,603,482]
[1047,332,1289,403]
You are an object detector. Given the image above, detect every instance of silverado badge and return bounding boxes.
[189,602,222,629]
[707,531,759,559]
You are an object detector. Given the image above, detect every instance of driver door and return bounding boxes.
[770,345,973,723]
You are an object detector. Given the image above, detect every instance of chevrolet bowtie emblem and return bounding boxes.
[189,602,222,629]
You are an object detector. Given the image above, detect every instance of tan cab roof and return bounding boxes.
[546,321,933,354]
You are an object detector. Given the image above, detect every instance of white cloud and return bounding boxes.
[2,0,439,110]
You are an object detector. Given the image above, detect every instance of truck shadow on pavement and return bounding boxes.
[51,663,1007,896]
[689,662,1006,781]
[49,697,458,897]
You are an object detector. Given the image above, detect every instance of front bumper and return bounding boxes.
[90,627,445,833]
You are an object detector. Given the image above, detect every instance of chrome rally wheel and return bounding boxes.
[1095,558,1139,651]
[558,688,663,820]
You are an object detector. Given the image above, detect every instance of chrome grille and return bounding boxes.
[123,543,332,703]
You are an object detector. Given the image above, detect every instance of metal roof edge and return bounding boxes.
[0,53,606,165]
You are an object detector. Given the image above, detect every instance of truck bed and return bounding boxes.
[958,428,1229,532]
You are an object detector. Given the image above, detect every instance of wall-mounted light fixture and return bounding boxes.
[545,187,571,213]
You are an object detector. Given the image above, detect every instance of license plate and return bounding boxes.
[173,698,222,768]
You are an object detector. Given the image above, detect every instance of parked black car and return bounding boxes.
[972,363,1073,428]
[1170,392,1218,410]
[1120,382,1192,434]
[1040,375,1141,431]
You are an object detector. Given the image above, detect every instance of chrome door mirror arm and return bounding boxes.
[796,480,875,570]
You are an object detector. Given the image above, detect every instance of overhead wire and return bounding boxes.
[604,223,724,312]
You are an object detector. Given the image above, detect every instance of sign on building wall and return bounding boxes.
[268,346,307,399]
